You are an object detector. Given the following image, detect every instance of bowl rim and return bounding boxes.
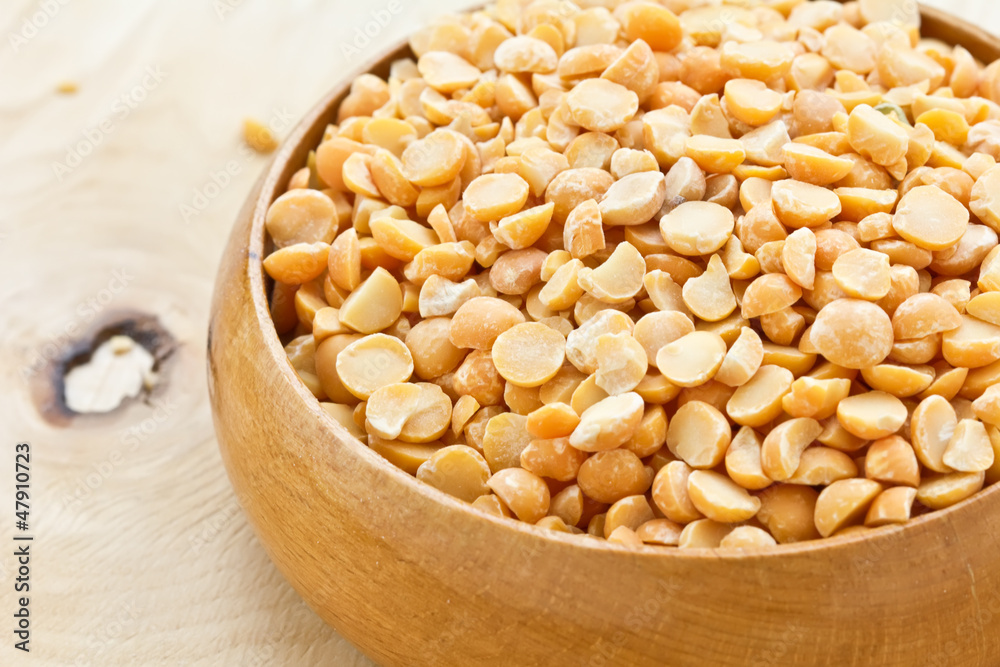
[242,2,1000,561]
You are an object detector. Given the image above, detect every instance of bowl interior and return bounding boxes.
[244,5,1000,559]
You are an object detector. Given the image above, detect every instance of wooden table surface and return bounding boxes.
[0,0,996,664]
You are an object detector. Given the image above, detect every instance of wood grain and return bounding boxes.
[0,0,998,665]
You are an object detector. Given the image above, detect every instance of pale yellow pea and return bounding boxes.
[320,402,366,441]
[418,276,480,319]
[463,173,530,222]
[328,229,362,292]
[621,2,682,51]
[892,293,963,339]
[451,394,480,436]
[401,130,466,187]
[519,436,588,483]
[577,448,651,504]
[417,51,481,93]
[659,201,735,257]
[681,255,737,323]
[836,391,907,440]
[491,322,566,388]
[726,365,794,428]
[687,470,761,523]
[610,147,659,180]
[781,228,817,290]
[892,185,970,251]
[504,383,543,417]
[814,478,883,538]
[538,258,585,312]
[370,216,439,262]
[942,419,995,473]
[450,296,526,350]
[930,280,971,315]
[566,309,634,375]
[846,104,909,168]
[636,519,683,546]
[604,495,656,539]
[625,405,667,459]
[336,333,415,400]
[719,526,777,550]
[761,418,823,482]
[607,526,643,547]
[566,78,639,133]
[652,461,704,524]
[405,241,476,286]
[740,121,790,169]
[634,311,696,368]
[526,402,580,440]
[577,241,645,304]
[569,392,645,453]
[599,171,666,227]
[822,23,877,74]
[405,318,467,382]
[493,36,558,73]
[678,520,733,549]
[760,307,806,347]
[563,199,606,260]
[594,332,648,395]
[811,298,893,369]
[757,485,822,544]
[741,274,803,319]
[715,327,764,388]
[786,447,859,486]
[725,426,771,491]
[339,267,403,335]
[771,179,843,229]
[370,149,419,207]
[369,438,443,475]
[490,203,554,250]
[973,385,1000,427]
[416,445,492,502]
[312,308,351,343]
[481,412,532,472]
[942,315,1000,369]
[635,373,682,406]
[721,235,760,281]
[918,364,968,402]
[656,331,727,388]
[910,394,959,473]
[548,484,583,527]
[666,401,731,469]
[365,382,452,443]
[487,468,550,523]
[860,364,934,398]
[916,471,985,510]
[971,166,1000,231]
[831,248,891,301]
[685,135,747,174]
[265,189,338,248]
[724,79,782,126]
[865,435,921,487]
[917,109,970,145]
[263,242,330,285]
[865,487,917,527]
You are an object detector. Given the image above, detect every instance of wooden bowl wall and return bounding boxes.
[208,5,1000,666]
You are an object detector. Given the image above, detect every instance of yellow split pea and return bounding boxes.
[265,0,1000,550]
[492,322,566,388]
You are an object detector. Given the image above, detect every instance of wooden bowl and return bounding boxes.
[209,6,1000,666]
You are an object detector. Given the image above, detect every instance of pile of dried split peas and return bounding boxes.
[263,0,1000,549]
